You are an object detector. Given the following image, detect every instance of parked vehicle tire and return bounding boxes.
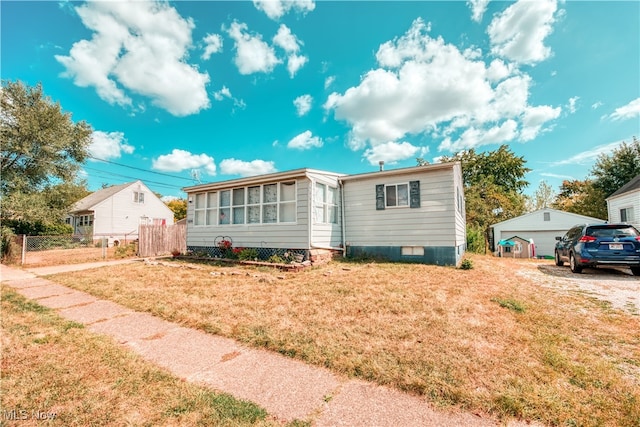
[631,267,640,276]
[555,250,564,266]
[569,253,583,274]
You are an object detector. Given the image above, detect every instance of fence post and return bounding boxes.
[21,235,26,265]
[102,237,107,259]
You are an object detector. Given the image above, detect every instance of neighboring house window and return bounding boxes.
[544,212,551,221]
[620,207,633,223]
[77,215,94,227]
[133,191,145,204]
[385,183,409,208]
[194,192,217,226]
[315,183,338,224]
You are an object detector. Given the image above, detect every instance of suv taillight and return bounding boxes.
[579,235,597,243]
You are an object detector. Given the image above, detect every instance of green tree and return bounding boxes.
[166,198,187,221]
[434,145,530,253]
[1,80,92,196]
[591,137,640,198]
[552,179,607,220]
[528,180,556,211]
[1,80,93,230]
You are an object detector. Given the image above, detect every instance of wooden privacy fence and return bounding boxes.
[138,223,186,257]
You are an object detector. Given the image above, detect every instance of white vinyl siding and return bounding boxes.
[343,168,459,247]
[607,190,640,229]
[186,179,310,249]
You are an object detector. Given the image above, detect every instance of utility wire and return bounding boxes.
[82,165,186,192]
[87,156,195,182]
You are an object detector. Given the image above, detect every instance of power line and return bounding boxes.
[82,166,187,192]
[87,156,196,182]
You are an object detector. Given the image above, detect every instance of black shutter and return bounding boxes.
[409,180,420,208]
[376,184,385,210]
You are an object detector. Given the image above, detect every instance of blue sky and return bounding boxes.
[2,0,639,200]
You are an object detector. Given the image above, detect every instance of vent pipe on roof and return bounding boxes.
[379,161,384,171]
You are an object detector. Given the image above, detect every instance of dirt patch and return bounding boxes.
[514,260,639,314]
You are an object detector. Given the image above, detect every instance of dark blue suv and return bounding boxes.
[555,223,640,275]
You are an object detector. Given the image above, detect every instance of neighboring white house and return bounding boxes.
[490,208,604,258]
[182,162,466,266]
[607,174,640,229]
[67,180,175,245]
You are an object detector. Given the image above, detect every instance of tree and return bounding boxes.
[528,180,556,211]
[166,198,187,221]
[591,137,640,198]
[1,80,93,230]
[1,80,92,196]
[433,145,530,252]
[553,179,607,220]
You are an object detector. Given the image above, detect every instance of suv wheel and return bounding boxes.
[631,267,640,276]
[569,253,583,274]
[555,250,564,266]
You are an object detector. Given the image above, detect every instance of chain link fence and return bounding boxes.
[18,235,138,266]
[187,236,308,263]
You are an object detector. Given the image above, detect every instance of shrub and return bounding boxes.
[466,225,486,254]
[238,248,258,261]
[1,227,20,263]
[114,243,137,258]
[459,258,473,270]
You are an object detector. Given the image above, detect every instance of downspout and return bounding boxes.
[339,178,347,258]
[308,178,313,251]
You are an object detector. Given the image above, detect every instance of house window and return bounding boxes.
[544,212,551,221]
[385,183,409,207]
[620,207,633,223]
[133,191,145,204]
[77,214,94,227]
[200,181,297,226]
[194,192,217,226]
[315,183,338,224]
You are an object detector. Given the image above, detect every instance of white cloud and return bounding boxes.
[567,96,579,114]
[438,120,518,151]
[219,158,277,177]
[324,75,336,89]
[324,18,561,158]
[152,149,216,175]
[363,141,425,166]
[488,0,558,64]
[213,86,232,101]
[202,33,222,60]
[226,21,280,75]
[287,130,323,150]
[293,94,312,116]
[55,1,210,116]
[468,0,490,22]
[253,0,315,20]
[520,105,561,141]
[608,98,640,121]
[273,24,308,77]
[88,131,135,160]
[550,141,624,166]
[592,101,603,110]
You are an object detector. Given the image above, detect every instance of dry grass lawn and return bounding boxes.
[45,255,640,426]
[0,286,283,426]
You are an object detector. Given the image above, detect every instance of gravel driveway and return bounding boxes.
[515,261,639,315]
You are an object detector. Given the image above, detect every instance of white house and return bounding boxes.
[607,174,640,229]
[67,180,175,245]
[182,162,466,266]
[490,208,604,258]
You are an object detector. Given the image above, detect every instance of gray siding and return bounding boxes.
[186,178,311,249]
[343,168,458,247]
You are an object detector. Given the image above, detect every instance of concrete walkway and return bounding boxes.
[1,261,504,426]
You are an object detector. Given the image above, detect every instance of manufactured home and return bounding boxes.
[183,162,466,266]
[67,180,175,245]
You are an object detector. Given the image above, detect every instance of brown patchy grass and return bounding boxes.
[20,245,139,268]
[0,285,281,427]
[46,255,640,426]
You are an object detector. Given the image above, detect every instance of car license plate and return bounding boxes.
[609,243,623,250]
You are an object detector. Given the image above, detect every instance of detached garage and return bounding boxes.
[490,208,604,258]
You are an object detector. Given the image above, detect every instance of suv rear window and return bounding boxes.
[586,225,638,238]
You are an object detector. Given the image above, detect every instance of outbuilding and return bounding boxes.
[490,208,604,258]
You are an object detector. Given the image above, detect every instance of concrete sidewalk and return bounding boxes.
[1,262,503,426]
